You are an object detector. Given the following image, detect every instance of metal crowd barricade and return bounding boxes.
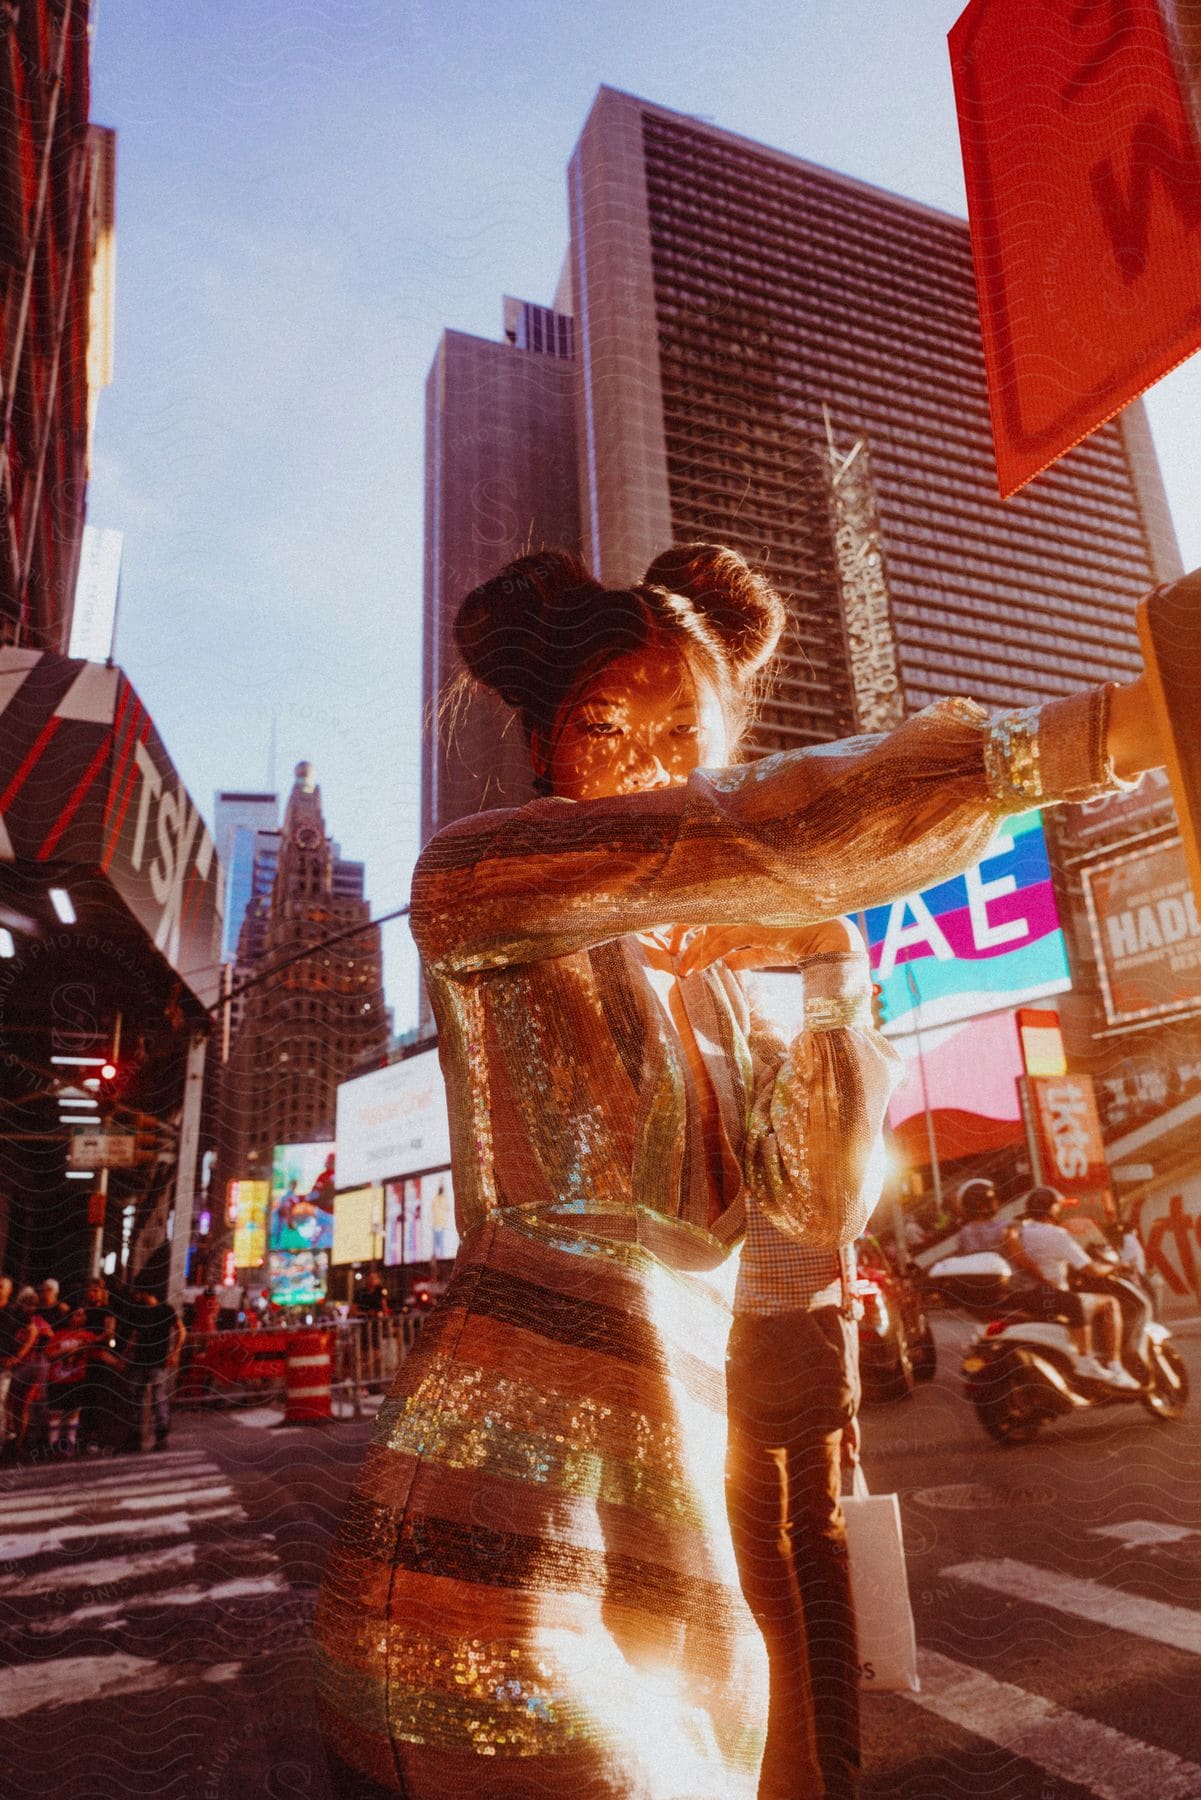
[175,1313,425,1418]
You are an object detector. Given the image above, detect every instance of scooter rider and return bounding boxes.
[955,1179,1016,1256]
[1009,1186,1139,1391]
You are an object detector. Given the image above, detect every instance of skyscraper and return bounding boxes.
[224,762,387,1172]
[565,87,1181,753]
[0,4,113,651]
[422,292,580,842]
[423,86,1181,823]
[213,790,280,961]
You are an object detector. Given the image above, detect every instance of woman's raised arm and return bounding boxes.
[413,685,1148,975]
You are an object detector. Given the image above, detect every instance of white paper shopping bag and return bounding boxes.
[841,1464,920,1692]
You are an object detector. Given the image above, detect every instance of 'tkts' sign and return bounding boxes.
[950,0,1201,495]
[1028,1073,1109,1195]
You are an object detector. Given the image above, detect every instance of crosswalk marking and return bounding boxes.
[910,1649,1201,1800]
[0,1481,234,1527]
[0,1543,198,1598]
[28,1573,290,1636]
[1,1502,242,1561]
[944,1558,1201,1656]
[1089,1520,1201,1548]
[0,1651,246,1720]
[0,1445,287,1728]
[18,1451,214,1485]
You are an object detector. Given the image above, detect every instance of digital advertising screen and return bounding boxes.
[269,1142,336,1254]
[864,810,1071,1035]
[267,1248,329,1307]
[335,1050,451,1188]
[384,1170,458,1269]
[230,1179,270,1269]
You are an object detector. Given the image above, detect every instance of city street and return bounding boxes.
[1,1316,1199,1798]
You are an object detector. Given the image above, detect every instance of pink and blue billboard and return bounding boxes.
[864,809,1070,1034]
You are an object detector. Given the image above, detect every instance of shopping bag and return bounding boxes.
[842,1463,920,1692]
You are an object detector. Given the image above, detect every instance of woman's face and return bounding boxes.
[542,642,729,801]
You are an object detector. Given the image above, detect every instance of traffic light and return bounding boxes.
[870,981,888,1030]
[95,1060,128,1119]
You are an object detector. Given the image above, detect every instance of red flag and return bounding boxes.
[950,0,1201,496]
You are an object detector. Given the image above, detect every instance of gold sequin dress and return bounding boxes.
[315,690,1125,1798]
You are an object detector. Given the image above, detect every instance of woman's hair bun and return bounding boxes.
[642,543,785,679]
[453,549,606,717]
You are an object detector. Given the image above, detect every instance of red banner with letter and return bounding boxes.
[950,0,1201,495]
[1028,1072,1109,1198]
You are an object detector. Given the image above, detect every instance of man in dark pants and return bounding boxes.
[727,1252,861,1800]
[726,926,894,1799]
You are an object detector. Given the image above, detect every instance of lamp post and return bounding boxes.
[902,964,943,1217]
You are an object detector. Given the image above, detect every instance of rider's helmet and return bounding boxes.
[1023,1185,1063,1219]
[958,1178,998,1221]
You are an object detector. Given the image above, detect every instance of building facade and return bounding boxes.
[422,298,580,843]
[567,88,1181,754]
[1,2,113,651]
[213,789,279,961]
[223,762,387,1184]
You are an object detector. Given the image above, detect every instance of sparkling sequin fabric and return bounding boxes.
[315,690,1126,1798]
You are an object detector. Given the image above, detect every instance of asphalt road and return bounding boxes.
[1,1317,1199,1799]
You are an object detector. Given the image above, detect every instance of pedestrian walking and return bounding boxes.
[36,1278,69,1330]
[315,543,1163,1799]
[6,1286,50,1457]
[123,1286,186,1452]
[69,1278,121,1452]
[0,1274,29,1451]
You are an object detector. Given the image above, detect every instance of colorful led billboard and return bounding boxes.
[335,1050,451,1188]
[385,1170,458,1269]
[269,1142,336,1262]
[864,809,1070,1034]
[267,1248,329,1308]
[230,1179,270,1269]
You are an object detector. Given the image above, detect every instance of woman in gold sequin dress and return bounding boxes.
[315,545,1161,1798]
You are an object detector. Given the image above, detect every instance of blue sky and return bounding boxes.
[88,1,1201,1026]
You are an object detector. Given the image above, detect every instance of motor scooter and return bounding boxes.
[925,1250,1189,1445]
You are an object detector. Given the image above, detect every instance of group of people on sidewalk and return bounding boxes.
[0,1272,185,1461]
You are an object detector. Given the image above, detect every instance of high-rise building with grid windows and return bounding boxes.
[565,87,1182,756]
[424,86,1181,829]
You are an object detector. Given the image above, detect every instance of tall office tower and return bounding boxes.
[225,762,386,1168]
[0,6,114,649]
[565,87,1181,754]
[421,292,580,844]
[214,791,280,960]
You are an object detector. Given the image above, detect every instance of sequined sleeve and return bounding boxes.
[413,686,1129,974]
[745,940,904,1246]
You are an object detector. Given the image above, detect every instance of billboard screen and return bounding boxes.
[332,1185,384,1267]
[886,1009,1025,1167]
[269,1142,336,1254]
[336,1050,451,1188]
[230,1179,270,1269]
[865,810,1070,1035]
[1082,836,1201,1027]
[267,1248,328,1308]
[385,1170,458,1269]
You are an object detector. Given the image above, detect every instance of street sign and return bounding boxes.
[1138,570,1201,905]
[950,0,1201,495]
[1027,1072,1110,1198]
[69,1130,137,1169]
